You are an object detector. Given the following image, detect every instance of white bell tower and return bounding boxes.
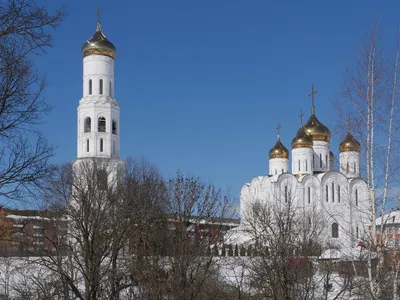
[73,13,124,188]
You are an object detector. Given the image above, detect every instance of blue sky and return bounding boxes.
[35,0,400,200]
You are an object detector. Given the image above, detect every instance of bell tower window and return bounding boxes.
[89,79,92,95]
[99,79,103,94]
[332,223,339,238]
[84,117,91,133]
[112,120,117,135]
[98,117,106,132]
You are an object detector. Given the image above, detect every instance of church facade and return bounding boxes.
[240,89,369,250]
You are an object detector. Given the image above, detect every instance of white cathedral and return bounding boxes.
[238,92,370,250]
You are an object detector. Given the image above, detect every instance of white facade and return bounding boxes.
[340,151,360,178]
[269,158,289,176]
[291,148,313,176]
[239,112,369,250]
[312,141,330,173]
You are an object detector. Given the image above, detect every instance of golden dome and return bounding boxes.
[292,127,313,149]
[339,133,360,152]
[303,114,331,142]
[330,151,334,161]
[269,139,289,159]
[82,22,116,59]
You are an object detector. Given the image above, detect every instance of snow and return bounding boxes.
[376,210,400,225]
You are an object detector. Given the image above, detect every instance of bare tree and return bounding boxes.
[129,170,236,300]
[36,159,135,300]
[242,183,326,300]
[0,0,65,202]
[335,22,400,298]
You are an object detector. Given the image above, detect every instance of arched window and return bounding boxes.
[305,159,308,172]
[112,120,117,135]
[354,162,357,173]
[337,185,341,203]
[346,162,349,173]
[332,223,339,238]
[86,139,89,152]
[99,79,103,94]
[109,81,112,97]
[84,117,91,133]
[331,182,335,203]
[298,160,300,172]
[325,155,328,167]
[89,79,92,95]
[320,154,322,168]
[284,186,288,203]
[98,117,106,132]
[113,141,116,155]
[355,189,358,206]
[308,186,311,204]
[325,185,328,202]
[100,138,103,152]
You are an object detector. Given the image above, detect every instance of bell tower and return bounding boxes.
[73,11,124,188]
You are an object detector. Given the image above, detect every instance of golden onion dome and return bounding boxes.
[339,133,360,152]
[303,114,331,142]
[269,138,289,159]
[82,22,116,59]
[291,127,313,149]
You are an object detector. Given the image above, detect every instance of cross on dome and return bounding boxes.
[299,109,304,125]
[276,123,281,139]
[308,84,318,115]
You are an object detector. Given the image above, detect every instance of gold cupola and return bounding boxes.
[292,126,313,149]
[339,133,360,152]
[303,114,331,142]
[303,84,331,142]
[82,15,116,59]
[269,138,289,159]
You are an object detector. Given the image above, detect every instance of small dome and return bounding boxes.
[303,114,331,142]
[330,151,334,161]
[292,127,313,149]
[339,133,360,152]
[269,139,289,159]
[82,23,116,59]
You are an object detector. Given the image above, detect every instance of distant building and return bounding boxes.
[376,210,400,248]
[0,207,67,256]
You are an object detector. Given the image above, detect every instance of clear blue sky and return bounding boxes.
[35,0,400,199]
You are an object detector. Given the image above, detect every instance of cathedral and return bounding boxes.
[238,88,369,250]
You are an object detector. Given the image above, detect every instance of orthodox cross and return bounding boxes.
[97,6,101,23]
[299,109,304,126]
[347,114,351,132]
[276,123,281,139]
[308,84,318,115]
